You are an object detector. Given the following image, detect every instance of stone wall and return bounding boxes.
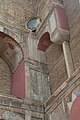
[0,110,24,120]
[0,0,51,102]
[63,0,80,70]
[25,34,51,102]
[0,57,11,94]
[37,0,63,20]
[49,103,67,120]
[46,43,68,93]
[0,94,44,120]
[36,0,69,94]
[0,0,33,30]
[44,67,80,120]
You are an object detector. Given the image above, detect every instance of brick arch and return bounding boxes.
[0,31,24,72]
[0,32,25,98]
[37,32,52,52]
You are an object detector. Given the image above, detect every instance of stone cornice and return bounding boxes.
[0,94,44,113]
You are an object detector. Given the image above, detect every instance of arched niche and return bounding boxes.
[0,31,25,98]
[37,32,52,52]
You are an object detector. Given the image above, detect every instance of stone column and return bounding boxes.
[24,32,51,102]
[62,41,74,78]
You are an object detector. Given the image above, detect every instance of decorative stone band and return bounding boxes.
[0,31,24,72]
[0,94,44,113]
[37,3,70,52]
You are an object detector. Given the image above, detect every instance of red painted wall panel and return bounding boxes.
[70,96,80,120]
[11,59,25,98]
[37,32,52,52]
[55,5,69,30]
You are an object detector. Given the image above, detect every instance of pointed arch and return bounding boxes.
[37,32,52,52]
[0,31,25,98]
